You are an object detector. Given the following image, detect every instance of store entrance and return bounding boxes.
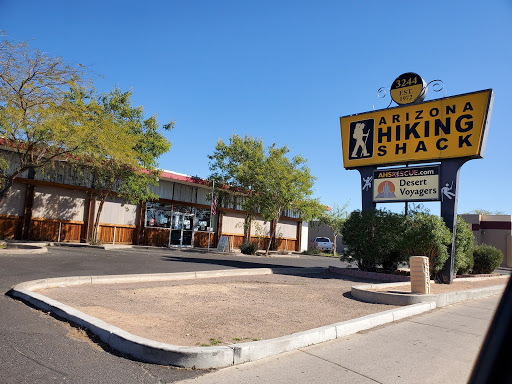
[170,212,195,247]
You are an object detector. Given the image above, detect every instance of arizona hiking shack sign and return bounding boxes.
[339,75,494,284]
[340,89,493,169]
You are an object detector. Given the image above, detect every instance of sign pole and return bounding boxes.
[359,166,376,211]
[439,158,468,283]
[208,180,215,252]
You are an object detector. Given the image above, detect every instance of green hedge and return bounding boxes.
[472,244,503,274]
[341,209,475,278]
[340,210,408,272]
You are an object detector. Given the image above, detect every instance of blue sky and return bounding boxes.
[1,1,511,214]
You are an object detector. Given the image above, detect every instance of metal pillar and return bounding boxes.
[358,166,376,211]
[439,158,468,283]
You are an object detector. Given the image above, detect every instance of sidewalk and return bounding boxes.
[177,295,500,384]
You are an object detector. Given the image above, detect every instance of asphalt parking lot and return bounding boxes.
[0,245,340,383]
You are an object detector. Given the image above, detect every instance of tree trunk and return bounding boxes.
[91,196,106,244]
[332,233,337,256]
[265,217,279,256]
[243,213,252,243]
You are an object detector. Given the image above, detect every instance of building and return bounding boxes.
[460,214,512,268]
[307,222,343,251]
[0,150,308,252]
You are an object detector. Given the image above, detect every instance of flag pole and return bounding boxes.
[208,180,215,252]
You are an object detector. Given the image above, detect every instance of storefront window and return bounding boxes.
[146,203,213,232]
[194,208,211,232]
[145,202,173,228]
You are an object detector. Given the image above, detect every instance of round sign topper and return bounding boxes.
[390,73,427,105]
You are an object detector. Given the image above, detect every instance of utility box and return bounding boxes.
[410,256,431,294]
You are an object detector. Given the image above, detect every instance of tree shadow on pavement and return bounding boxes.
[160,255,365,280]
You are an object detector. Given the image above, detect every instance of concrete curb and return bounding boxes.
[0,242,48,255]
[9,268,503,369]
[351,275,509,307]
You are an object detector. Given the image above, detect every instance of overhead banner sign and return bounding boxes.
[373,165,440,203]
[340,89,493,169]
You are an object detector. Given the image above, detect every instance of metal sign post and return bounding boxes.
[439,158,468,283]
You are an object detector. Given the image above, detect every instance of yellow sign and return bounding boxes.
[373,166,439,203]
[340,89,493,169]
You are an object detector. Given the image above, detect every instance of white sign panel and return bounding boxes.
[373,165,440,203]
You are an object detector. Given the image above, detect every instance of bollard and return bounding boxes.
[410,256,430,294]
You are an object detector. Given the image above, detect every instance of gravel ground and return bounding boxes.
[37,273,509,348]
[39,272,399,347]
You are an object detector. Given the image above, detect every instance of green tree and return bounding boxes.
[208,136,319,255]
[78,87,172,243]
[208,135,265,242]
[464,209,507,215]
[0,35,92,202]
[312,203,349,255]
[256,144,319,256]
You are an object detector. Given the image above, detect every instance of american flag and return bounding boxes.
[211,190,217,216]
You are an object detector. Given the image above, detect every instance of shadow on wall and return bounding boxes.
[32,189,85,221]
[0,185,25,216]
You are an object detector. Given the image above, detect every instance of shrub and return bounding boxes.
[341,209,408,272]
[302,248,322,255]
[472,244,503,274]
[402,212,452,278]
[454,217,475,275]
[240,241,258,255]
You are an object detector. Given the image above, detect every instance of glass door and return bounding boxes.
[170,212,195,247]
[170,212,183,246]
[182,214,194,247]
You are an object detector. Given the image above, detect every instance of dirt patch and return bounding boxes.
[374,276,508,294]
[39,273,398,347]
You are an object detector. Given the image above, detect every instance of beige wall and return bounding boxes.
[32,185,86,221]
[460,214,512,268]
[251,218,271,237]
[96,197,137,226]
[508,236,512,269]
[221,212,245,235]
[481,229,510,267]
[0,183,26,216]
[308,221,344,250]
[276,219,298,239]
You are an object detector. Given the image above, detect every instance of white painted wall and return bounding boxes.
[301,221,309,252]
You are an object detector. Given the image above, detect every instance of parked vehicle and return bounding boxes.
[311,237,334,251]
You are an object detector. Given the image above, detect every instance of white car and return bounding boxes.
[311,237,334,251]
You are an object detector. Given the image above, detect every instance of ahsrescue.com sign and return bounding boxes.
[373,165,440,203]
[340,89,493,169]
